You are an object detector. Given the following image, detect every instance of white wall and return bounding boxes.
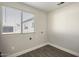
[0,2,47,56]
[0,6,3,53]
[48,3,79,54]
[1,2,79,57]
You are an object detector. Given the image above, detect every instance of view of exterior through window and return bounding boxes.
[2,7,35,34]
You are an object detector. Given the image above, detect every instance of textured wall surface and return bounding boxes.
[48,3,79,54]
[0,2,47,56]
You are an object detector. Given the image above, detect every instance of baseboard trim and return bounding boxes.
[7,42,79,57]
[7,43,48,57]
[48,43,79,57]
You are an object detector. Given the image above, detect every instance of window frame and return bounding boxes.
[1,6,35,35]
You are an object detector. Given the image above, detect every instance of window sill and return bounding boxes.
[1,32,35,35]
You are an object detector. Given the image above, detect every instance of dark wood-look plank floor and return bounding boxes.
[18,45,76,57]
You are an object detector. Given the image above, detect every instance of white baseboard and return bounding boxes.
[48,43,79,57]
[7,42,79,57]
[7,43,48,57]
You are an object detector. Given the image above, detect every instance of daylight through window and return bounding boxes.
[2,7,35,34]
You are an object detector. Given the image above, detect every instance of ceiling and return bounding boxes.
[23,2,73,12]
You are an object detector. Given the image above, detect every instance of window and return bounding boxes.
[2,7,21,34]
[2,7,35,34]
[22,11,34,33]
